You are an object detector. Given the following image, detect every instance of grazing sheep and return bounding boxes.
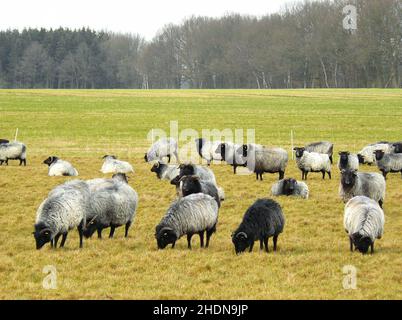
[344,196,385,254]
[195,138,222,165]
[43,156,79,176]
[215,142,247,174]
[101,155,134,174]
[339,169,385,208]
[232,198,285,254]
[337,151,359,171]
[84,173,138,239]
[305,141,334,164]
[238,144,288,180]
[171,163,217,185]
[0,139,9,144]
[293,147,331,180]
[393,142,402,153]
[144,137,178,163]
[271,178,309,199]
[150,161,179,181]
[33,180,90,249]
[0,141,27,166]
[357,143,393,165]
[174,175,222,207]
[155,193,218,249]
[374,150,402,179]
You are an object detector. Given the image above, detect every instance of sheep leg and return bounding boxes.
[264,237,269,252]
[205,230,213,248]
[279,171,284,180]
[249,241,254,253]
[78,221,84,248]
[255,172,259,180]
[273,235,278,251]
[109,225,116,238]
[187,234,193,249]
[233,165,237,174]
[381,170,387,179]
[50,239,55,248]
[259,239,263,250]
[349,237,353,252]
[370,243,374,254]
[301,170,305,180]
[23,159,26,166]
[5,159,8,165]
[97,228,102,239]
[199,231,204,248]
[125,221,131,238]
[328,171,331,179]
[60,233,68,248]
[259,173,263,181]
[171,241,176,249]
[321,170,325,179]
[329,155,333,164]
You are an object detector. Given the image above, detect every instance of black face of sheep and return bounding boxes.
[393,143,402,153]
[178,164,195,176]
[83,218,99,238]
[282,178,297,195]
[43,156,58,166]
[232,232,251,254]
[293,147,305,158]
[103,155,116,160]
[0,139,9,144]
[180,176,202,197]
[351,233,372,254]
[155,227,177,249]
[374,150,385,161]
[215,143,226,160]
[33,224,52,249]
[341,169,357,189]
[357,154,365,164]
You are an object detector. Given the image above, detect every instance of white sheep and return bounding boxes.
[43,156,78,176]
[101,155,134,174]
[293,147,331,180]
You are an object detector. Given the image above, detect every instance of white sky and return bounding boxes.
[0,0,295,40]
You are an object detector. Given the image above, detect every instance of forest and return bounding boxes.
[0,0,400,89]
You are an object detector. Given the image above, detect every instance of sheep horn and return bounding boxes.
[236,232,247,239]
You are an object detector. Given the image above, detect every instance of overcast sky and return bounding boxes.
[0,0,295,40]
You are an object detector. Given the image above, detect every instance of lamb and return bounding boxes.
[344,196,385,254]
[33,180,90,249]
[195,138,222,165]
[374,150,402,179]
[0,141,27,166]
[215,142,247,174]
[155,193,218,249]
[271,178,309,199]
[305,141,334,164]
[171,163,217,185]
[43,156,79,176]
[144,137,178,163]
[174,175,222,207]
[101,155,134,174]
[357,143,393,165]
[232,198,285,254]
[337,151,359,171]
[293,147,331,180]
[339,169,385,208]
[237,144,288,180]
[84,173,138,239]
[150,161,179,181]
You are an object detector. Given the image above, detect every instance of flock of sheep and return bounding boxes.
[1,137,401,254]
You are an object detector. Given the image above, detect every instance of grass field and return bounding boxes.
[0,89,401,300]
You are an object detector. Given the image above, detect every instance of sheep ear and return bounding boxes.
[237,232,247,239]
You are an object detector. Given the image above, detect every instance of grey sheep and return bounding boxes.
[337,151,359,171]
[271,178,309,199]
[344,196,385,254]
[175,175,222,207]
[0,141,27,166]
[84,173,138,239]
[215,142,247,174]
[305,141,334,164]
[144,137,178,163]
[232,198,285,254]
[150,161,179,181]
[293,147,331,180]
[339,169,385,208]
[237,143,288,180]
[374,149,402,179]
[33,180,90,249]
[155,193,218,249]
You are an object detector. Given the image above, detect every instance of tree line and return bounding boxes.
[0,0,400,89]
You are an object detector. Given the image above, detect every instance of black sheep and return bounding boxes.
[232,198,285,254]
